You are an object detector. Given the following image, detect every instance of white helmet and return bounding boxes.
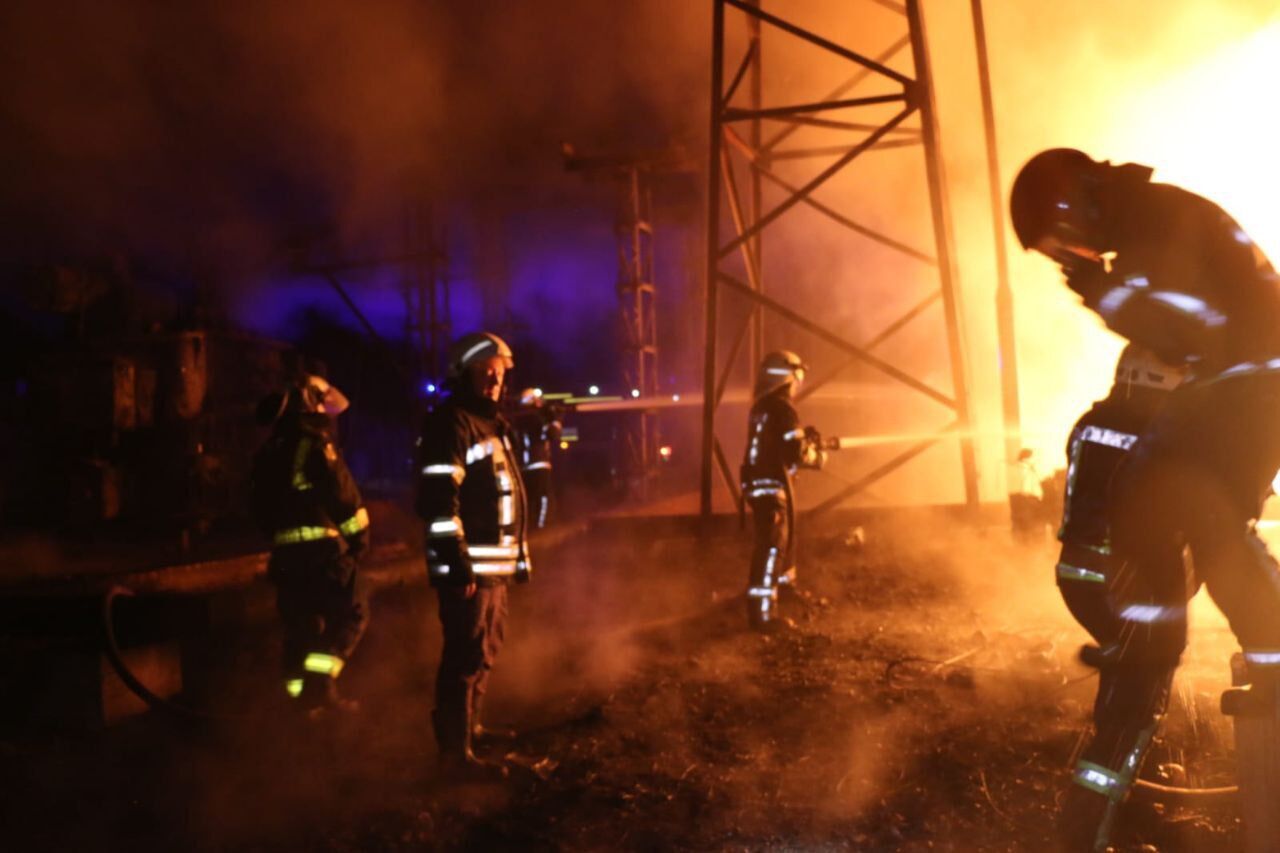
[289,374,350,415]
[447,331,514,379]
[755,350,807,399]
[1114,344,1185,392]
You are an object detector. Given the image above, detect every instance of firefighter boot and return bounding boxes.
[1058,781,1122,852]
[471,694,518,745]
[434,708,508,782]
[299,672,359,718]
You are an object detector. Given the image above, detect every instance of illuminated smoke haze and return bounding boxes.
[2,0,1279,494]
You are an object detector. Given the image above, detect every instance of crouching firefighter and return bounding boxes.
[251,374,371,716]
[417,331,532,780]
[1013,147,1280,850]
[740,350,825,631]
[1054,345,1188,848]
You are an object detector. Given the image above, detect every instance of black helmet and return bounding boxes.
[1009,148,1103,251]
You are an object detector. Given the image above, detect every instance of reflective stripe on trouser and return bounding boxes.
[434,583,508,756]
[271,547,369,688]
[747,493,791,627]
[1056,543,1125,652]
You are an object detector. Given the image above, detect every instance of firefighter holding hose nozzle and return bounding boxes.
[1011,148,1280,850]
[510,387,562,530]
[740,350,825,631]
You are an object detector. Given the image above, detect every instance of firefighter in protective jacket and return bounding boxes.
[510,387,562,530]
[1012,148,1280,850]
[251,374,370,714]
[740,350,824,630]
[417,331,530,778]
[1053,345,1189,846]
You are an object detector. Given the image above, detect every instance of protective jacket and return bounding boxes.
[251,413,370,556]
[1074,174,1280,377]
[740,390,820,499]
[511,407,562,474]
[417,391,531,587]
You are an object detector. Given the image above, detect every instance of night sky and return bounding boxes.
[0,0,709,390]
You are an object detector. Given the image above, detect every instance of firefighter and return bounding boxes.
[417,331,531,780]
[740,350,825,631]
[1054,345,1190,847]
[251,374,370,716]
[510,387,562,530]
[1012,148,1280,850]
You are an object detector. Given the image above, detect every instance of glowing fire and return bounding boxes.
[1105,22,1280,259]
[1007,15,1280,488]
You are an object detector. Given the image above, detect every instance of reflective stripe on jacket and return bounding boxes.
[417,396,531,586]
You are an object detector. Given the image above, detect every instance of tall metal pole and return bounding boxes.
[701,0,726,517]
[970,0,1022,489]
[748,2,764,369]
[905,0,980,510]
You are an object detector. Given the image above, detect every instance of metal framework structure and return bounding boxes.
[565,143,693,484]
[701,0,1004,517]
[616,166,660,475]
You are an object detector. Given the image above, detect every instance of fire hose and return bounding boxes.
[1132,778,1236,799]
[101,584,248,722]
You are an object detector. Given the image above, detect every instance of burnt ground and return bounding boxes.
[0,514,1247,851]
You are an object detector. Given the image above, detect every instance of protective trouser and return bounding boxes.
[433,583,508,757]
[1056,412,1186,851]
[1061,663,1176,852]
[271,546,369,704]
[1112,373,1280,686]
[1063,373,1280,849]
[1058,541,1182,852]
[746,490,795,630]
[522,468,553,530]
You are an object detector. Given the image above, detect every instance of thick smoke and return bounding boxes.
[4,0,1279,485]
[0,0,709,274]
